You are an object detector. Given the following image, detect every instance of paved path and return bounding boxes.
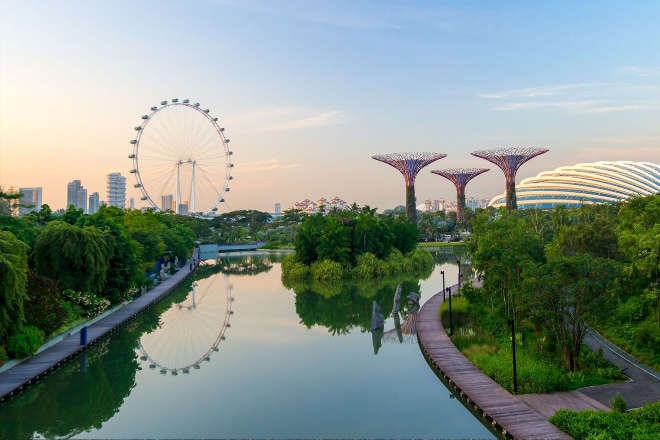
[417,285,573,440]
[0,250,199,402]
[579,328,660,409]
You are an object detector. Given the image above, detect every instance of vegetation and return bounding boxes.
[282,205,433,281]
[0,202,202,359]
[451,195,659,394]
[549,402,660,440]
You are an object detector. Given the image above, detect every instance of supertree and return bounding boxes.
[471,147,548,211]
[431,168,489,222]
[372,152,446,223]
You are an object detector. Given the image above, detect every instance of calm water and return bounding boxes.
[0,251,493,440]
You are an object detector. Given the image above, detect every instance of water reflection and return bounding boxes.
[0,279,191,440]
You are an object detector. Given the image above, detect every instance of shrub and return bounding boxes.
[7,326,44,358]
[310,259,343,281]
[610,393,627,413]
[281,254,310,280]
[24,272,67,336]
[439,296,469,328]
[62,289,110,318]
[0,345,7,366]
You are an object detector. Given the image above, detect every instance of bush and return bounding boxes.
[353,252,389,278]
[24,272,67,336]
[610,393,627,413]
[62,289,110,318]
[439,296,470,328]
[550,402,660,440]
[281,254,310,280]
[7,326,44,358]
[0,345,7,366]
[310,259,343,281]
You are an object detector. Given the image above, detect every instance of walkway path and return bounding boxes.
[0,250,199,402]
[418,286,574,440]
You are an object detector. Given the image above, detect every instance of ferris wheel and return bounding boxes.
[128,99,233,215]
[137,274,234,375]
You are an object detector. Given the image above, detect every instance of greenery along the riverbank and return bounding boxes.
[281,206,434,281]
[0,203,204,360]
[549,401,660,440]
[443,195,658,393]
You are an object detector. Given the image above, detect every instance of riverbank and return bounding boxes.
[0,249,199,402]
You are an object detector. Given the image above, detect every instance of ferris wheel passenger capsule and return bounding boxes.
[130,169,137,173]
[225,188,230,192]
[183,99,190,103]
[128,154,136,158]
[203,108,210,113]
[172,98,178,103]
[134,183,142,188]
[218,198,224,203]
[130,140,137,144]
[160,100,168,105]
[134,126,142,131]
[228,176,233,180]
[140,196,148,201]
[141,115,149,120]
[220,127,225,131]
[194,102,200,107]
[213,117,218,122]
[150,106,158,111]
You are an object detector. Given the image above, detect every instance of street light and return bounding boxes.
[441,270,445,301]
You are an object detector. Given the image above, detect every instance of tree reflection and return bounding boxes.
[290,277,423,336]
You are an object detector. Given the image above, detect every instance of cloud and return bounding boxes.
[480,82,612,99]
[492,100,602,111]
[618,66,660,77]
[264,110,344,131]
[231,107,345,132]
[239,158,301,172]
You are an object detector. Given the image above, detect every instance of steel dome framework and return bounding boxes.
[488,161,660,209]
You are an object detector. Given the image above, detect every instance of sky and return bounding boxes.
[1,0,659,213]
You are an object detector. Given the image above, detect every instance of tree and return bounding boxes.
[468,212,545,318]
[522,254,619,371]
[78,208,141,303]
[317,217,351,265]
[33,222,112,295]
[0,231,29,343]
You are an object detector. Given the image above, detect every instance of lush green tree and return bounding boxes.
[61,205,85,225]
[24,271,67,336]
[295,214,326,265]
[549,205,619,259]
[33,222,112,295]
[521,254,619,371]
[317,217,351,265]
[78,208,141,303]
[468,212,545,318]
[352,211,392,258]
[0,187,22,215]
[0,231,29,343]
[0,213,39,248]
[123,210,166,269]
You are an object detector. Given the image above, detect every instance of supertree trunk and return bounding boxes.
[506,178,517,211]
[431,168,489,223]
[456,186,466,222]
[406,183,417,224]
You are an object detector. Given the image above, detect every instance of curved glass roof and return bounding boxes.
[488,161,659,209]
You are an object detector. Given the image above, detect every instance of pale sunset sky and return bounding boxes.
[1,0,659,212]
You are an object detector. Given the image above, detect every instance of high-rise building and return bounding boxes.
[424,199,432,212]
[129,198,135,210]
[162,194,174,212]
[89,192,100,214]
[432,200,440,212]
[18,187,42,216]
[274,202,281,214]
[67,180,87,212]
[107,172,126,208]
[178,201,189,215]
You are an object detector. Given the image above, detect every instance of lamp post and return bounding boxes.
[509,317,518,393]
[441,270,445,301]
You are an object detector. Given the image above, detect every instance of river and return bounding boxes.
[0,250,494,439]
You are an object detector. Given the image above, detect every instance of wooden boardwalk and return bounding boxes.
[0,250,199,402]
[417,287,573,440]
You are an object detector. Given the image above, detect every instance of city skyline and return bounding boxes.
[2,1,659,213]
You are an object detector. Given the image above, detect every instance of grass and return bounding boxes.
[550,402,660,440]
